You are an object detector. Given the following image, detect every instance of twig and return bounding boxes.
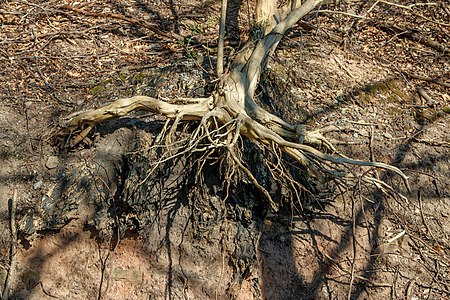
[378,0,438,10]
[102,182,120,300]
[416,87,436,104]
[366,0,381,14]
[333,57,357,79]
[386,230,406,244]
[402,71,450,88]
[377,1,449,26]
[418,190,437,242]
[377,23,450,54]
[313,9,366,19]
[40,282,58,299]
[324,254,392,287]
[391,266,399,299]
[2,189,18,300]
[412,138,450,147]
[405,278,416,299]
[61,5,184,42]
[368,126,375,162]
[347,193,357,300]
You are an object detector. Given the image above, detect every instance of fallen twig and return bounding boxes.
[62,5,184,42]
[376,1,449,27]
[402,71,450,88]
[416,87,436,104]
[333,57,358,79]
[412,138,450,147]
[1,189,18,300]
[313,9,365,19]
[377,23,450,55]
[418,191,437,242]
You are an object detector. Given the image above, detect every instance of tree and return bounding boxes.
[60,0,408,211]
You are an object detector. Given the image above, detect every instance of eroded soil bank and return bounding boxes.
[1,0,449,299]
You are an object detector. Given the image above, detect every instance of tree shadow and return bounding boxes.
[7,75,448,299]
[257,78,449,299]
[226,0,244,42]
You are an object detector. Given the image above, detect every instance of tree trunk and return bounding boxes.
[255,0,277,34]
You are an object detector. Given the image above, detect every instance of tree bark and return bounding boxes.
[255,0,277,34]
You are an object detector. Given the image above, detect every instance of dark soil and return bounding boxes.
[1,1,449,299]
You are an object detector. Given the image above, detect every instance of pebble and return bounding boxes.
[46,156,59,169]
[383,132,393,139]
[34,176,43,190]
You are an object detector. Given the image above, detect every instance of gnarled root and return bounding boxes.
[59,93,409,211]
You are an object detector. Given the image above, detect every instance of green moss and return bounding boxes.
[89,78,115,95]
[357,79,411,104]
[20,270,40,289]
[90,85,104,95]
[385,105,402,115]
[118,72,128,82]
[364,81,390,95]
[358,93,375,104]
[132,72,147,84]
[386,80,411,103]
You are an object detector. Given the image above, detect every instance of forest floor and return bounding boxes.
[0,0,449,299]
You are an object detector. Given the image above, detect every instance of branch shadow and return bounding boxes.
[257,78,449,299]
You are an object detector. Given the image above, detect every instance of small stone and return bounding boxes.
[383,132,393,139]
[45,156,59,169]
[33,179,43,190]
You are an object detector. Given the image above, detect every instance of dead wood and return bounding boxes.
[59,0,409,210]
[1,189,17,300]
[61,5,184,42]
[402,71,450,88]
[377,23,449,55]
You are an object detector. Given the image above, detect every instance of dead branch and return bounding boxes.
[411,138,450,147]
[217,0,227,78]
[377,23,450,55]
[60,96,213,137]
[61,5,184,42]
[416,87,436,104]
[375,0,449,27]
[402,71,450,88]
[325,254,392,288]
[1,189,17,300]
[313,9,366,19]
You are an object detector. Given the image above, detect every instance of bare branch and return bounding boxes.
[61,5,184,41]
[217,0,227,78]
[60,96,213,142]
[1,189,17,300]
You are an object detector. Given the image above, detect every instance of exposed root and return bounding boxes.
[58,0,409,210]
[59,92,409,210]
[59,95,213,141]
